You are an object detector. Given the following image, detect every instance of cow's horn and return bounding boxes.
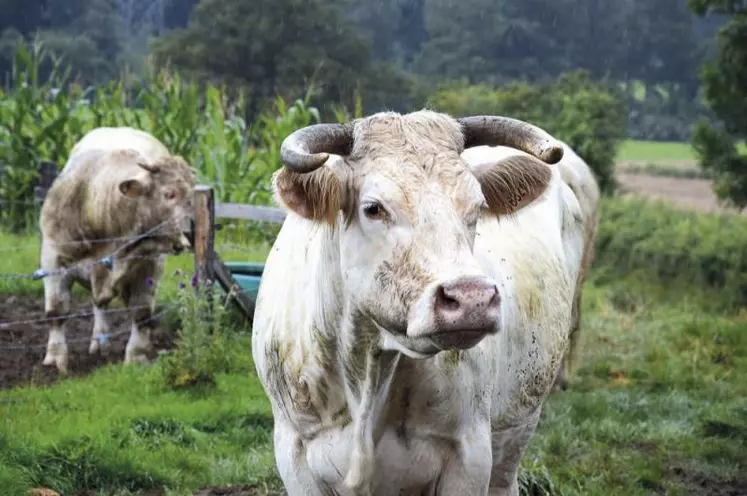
[458,116,564,164]
[280,123,354,173]
[137,162,160,173]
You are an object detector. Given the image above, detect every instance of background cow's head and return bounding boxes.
[274,111,563,358]
[118,154,197,254]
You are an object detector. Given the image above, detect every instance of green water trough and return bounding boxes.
[220,261,265,301]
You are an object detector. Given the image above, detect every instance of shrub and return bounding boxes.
[152,282,249,390]
[429,70,628,194]
[594,195,747,310]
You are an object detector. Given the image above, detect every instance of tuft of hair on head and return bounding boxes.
[273,166,345,226]
[471,155,553,217]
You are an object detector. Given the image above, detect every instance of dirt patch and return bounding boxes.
[672,467,747,496]
[193,485,284,496]
[0,294,175,390]
[616,172,746,216]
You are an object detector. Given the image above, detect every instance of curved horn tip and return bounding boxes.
[540,143,564,164]
[137,162,160,173]
[280,148,330,174]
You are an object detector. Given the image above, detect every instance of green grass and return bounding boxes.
[0,230,272,298]
[617,140,697,163]
[1,229,746,495]
[0,360,283,495]
[616,139,747,170]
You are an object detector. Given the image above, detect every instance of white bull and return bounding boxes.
[252,110,586,495]
[39,126,196,372]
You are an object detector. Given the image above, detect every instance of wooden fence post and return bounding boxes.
[192,185,216,329]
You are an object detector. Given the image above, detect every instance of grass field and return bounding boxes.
[618,140,697,163]
[1,140,746,495]
[2,241,746,494]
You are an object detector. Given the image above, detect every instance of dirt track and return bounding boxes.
[0,294,175,390]
[617,172,745,216]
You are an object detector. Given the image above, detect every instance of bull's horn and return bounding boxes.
[137,162,161,173]
[458,116,564,164]
[280,123,354,173]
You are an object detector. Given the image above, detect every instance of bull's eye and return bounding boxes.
[362,202,386,221]
[164,190,176,200]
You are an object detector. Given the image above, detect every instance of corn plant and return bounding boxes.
[0,39,332,241]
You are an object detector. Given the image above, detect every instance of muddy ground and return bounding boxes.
[0,294,175,390]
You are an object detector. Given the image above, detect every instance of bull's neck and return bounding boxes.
[82,184,143,241]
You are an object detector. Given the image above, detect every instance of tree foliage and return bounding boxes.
[431,70,627,194]
[688,0,747,208]
[0,0,734,142]
[150,0,376,119]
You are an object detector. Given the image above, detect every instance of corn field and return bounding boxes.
[0,43,352,237]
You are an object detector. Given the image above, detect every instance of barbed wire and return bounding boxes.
[0,229,189,253]
[0,215,187,281]
[0,303,154,329]
[0,304,176,351]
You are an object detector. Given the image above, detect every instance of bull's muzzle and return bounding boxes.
[171,233,191,254]
[427,275,500,350]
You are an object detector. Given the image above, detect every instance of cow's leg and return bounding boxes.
[432,422,493,496]
[122,260,164,364]
[273,417,329,496]
[489,410,542,496]
[123,287,156,364]
[89,265,115,355]
[41,248,73,373]
[553,278,583,392]
[88,302,114,355]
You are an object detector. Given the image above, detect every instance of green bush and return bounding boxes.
[153,283,250,390]
[594,195,747,310]
[429,70,628,194]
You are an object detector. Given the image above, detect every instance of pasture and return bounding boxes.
[1,139,746,496]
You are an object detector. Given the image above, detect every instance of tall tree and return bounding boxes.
[689,0,747,208]
[151,0,373,118]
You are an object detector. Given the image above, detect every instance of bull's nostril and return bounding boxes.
[435,285,460,311]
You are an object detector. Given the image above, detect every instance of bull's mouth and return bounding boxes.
[374,320,494,359]
[426,329,493,351]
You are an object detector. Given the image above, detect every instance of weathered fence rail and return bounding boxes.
[190,184,287,323]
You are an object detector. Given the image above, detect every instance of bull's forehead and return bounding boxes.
[351,110,465,159]
[358,155,485,219]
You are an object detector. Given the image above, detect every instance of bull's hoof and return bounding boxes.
[123,352,150,365]
[124,345,152,365]
[42,348,68,374]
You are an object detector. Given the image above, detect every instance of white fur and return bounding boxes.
[253,140,589,495]
[62,126,171,173]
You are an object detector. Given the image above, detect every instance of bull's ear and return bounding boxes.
[119,178,147,198]
[471,155,553,217]
[273,166,344,225]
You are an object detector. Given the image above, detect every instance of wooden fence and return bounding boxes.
[189,185,286,322]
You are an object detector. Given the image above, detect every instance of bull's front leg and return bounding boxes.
[121,277,158,365]
[123,293,156,364]
[41,246,73,373]
[88,303,114,355]
[89,264,115,355]
[427,423,493,496]
[488,410,542,496]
